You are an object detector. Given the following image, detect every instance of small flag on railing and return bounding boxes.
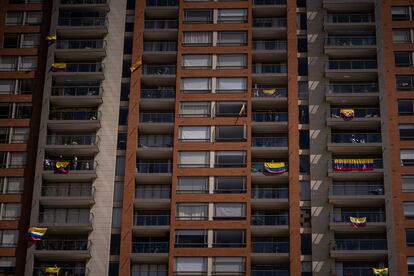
[372,267,388,275]
[55,161,70,174]
[51,63,67,72]
[262,88,277,95]
[45,266,60,276]
[238,103,246,116]
[333,159,374,171]
[46,34,57,42]
[349,216,366,228]
[340,108,355,121]
[264,162,286,174]
[27,227,47,241]
[130,59,142,72]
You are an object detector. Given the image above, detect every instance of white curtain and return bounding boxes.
[19,56,37,70]
[403,176,414,191]
[177,177,208,192]
[9,153,27,167]
[179,151,209,166]
[1,230,18,246]
[181,78,211,91]
[180,126,210,140]
[217,54,246,68]
[217,78,247,90]
[218,9,247,21]
[180,102,210,116]
[0,80,15,94]
[401,150,414,160]
[405,202,414,217]
[183,32,212,44]
[6,178,24,194]
[175,257,207,272]
[11,128,29,143]
[22,34,40,47]
[393,29,410,42]
[213,257,245,273]
[182,55,211,67]
[0,57,17,70]
[3,203,21,219]
[215,203,245,217]
[177,204,207,219]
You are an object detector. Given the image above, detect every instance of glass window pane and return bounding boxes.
[0,80,15,94]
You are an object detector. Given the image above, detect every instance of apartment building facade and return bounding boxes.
[0,0,413,275]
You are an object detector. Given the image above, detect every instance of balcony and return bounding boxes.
[252,41,287,61]
[52,63,105,80]
[51,86,103,106]
[139,113,174,133]
[251,215,289,235]
[60,0,109,8]
[144,20,178,40]
[142,65,176,75]
[131,242,169,262]
[43,159,97,181]
[330,239,387,259]
[45,135,99,155]
[34,239,91,260]
[138,136,173,159]
[251,187,288,208]
[332,267,382,276]
[40,185,95,207]
[253,0,286,18]
[48,110,101,131]
[324,14,375,31]
[327,133,382,154]
[252,88,287,108]
[253,19,286,39]
[330,211,386,232]
[253,64,287,84]
[133,214,170,235]
[327,108,380,129]
[326,83,378,104]
[140,89,175,109]
[143,42,177,63]
[146,0,178,6]
[251,137,288,158]
[57,17,108,36]
[136,162,172,183]
[38,212,93,232]
[329,184,384,206]
[325,36,376,58]
[251,270,289,276]
[33,267,88,276]
[252,242,289,262]
[252,112,288,132]
[251,162,288,184]
[55,39,106,60]
[328,159,383,180]
[326,60,377,81]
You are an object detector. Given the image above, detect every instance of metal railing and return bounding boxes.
[252,137,288,147]
[253,18,286,28]
[52,86,102,96]
[253,41,287,50]
[142,65,176,75]
[136,163,172,173]
[330,108,380,118]
[56,39,105,50]
[329,159,383,170]
[57,63,104,73]
[331,239,387,250]
[325,14,374,24]
[36,239,90,251]
[145,20,178,29]
[251,270,289,276]
[140,89,175,98]
[33,267,87,276]
[138,136,173,147]
[333,267,382,276]
[329,133,381,143]
[329,184,384,196]
[39,212,93,224]
[252,112,288,122]
[132,242,169,253]
[252,242,289,253]
[252,162,288,173]
[327,83,378,94]
[42,185,94,197]
[47,134,98,146]
[144,41,177,52]
[146,0,178,6]
[251,215,288,225]
[253,64,287,73]
[252,88,287,97]
[43,159,97,171]
[49,110,100,120]
[58,17,107,27]
[134,214,170,225]
[330,211,385,223]
[252,188,288,199]
[140,113,174,123]
[325,36,376,46]
[61,0,107,3]
[136,188,171,199]
[253,0,286,5]
[328,60,377,70]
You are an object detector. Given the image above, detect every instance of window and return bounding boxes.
[395,52,413,66]
[25,12,42,25]
[183,32,212,45]
[19,79,34,94]
[214,203,246,220]
[5,12,23,25]
[177,177,209,194]
[213,257,245,275]
[0,257,15,272]
[178,151,210,167]
[300,130,310,149]
[3,34,19,48]
[213,230,245,247]
[399,100,414,115]
[298,58,308,76]
[176,203,208,220]
[215,125,245,141]
[3,177,24,194]
[300,155,310,174]
[407,229,414,246]
[218,9,247,23]
[184,10,213,23]
[391,6,410,21]
[11,128,29,143]
[393,29,412,43]
[217,77,247,92]
[301,234,312,255]
[0,80,15,94]
[179,126,210,141]
[113,182,124,201]
[182,55,212,69]
[174,257,207,274]
[0,129,9,143]
[397,75,414,91]
[300,181,311,201]
[216,102,246,117]
[112,208,122,228]
[0,104,12,119]
[217,32,247,45]
[15,103,32,118]
[401,150,414,166]
[405,202,414,219]
[132,264,166,276]
[400,125,414,140]
[215,177,246,193]
[175,230,207,247]
[181,78,211,92]
[21,34,40,48]
[298,37,307,53]
[0,230,18,247]
[19,56,37,70]
[2,203,21,220]
[217,54,247,69]
[180,102,210,117]
[403,175,414,192]
[215,151,246,167]
[9,152,27,168]
[0,57,17,71]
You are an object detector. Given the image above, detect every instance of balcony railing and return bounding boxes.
[253,18,286,28]
[33,267,87,276]
[52,86,102,96]
[252,137,288,147]
[331,211,385,223]
[327,83,378,94]
[145,20,178,29]
[252,112,288,122]
[142,65,176,75]
[331,239,387,251]
[140,89,175,99]
[140,113,174,123]
[252,162,288,173]
[252,188,288,199]
[136,163,172,173]
[134,214,170,226]
[56,39,105,50]
[252,242,289,253]
[138,136,173,148]
[144,42,177,52]
[47,135,98,146]
[146,0,178,6]
[136,188,170,199]
[325,14,374,24]
[328,60,377,70]
[253,0,286,5]
[58,17,107,27]
[329,133,381,143]
[39,212,92,224]
[251,270,289,276]
[330,159,383,170]
[42,185,94,197]
[325,36,376,46]
[330,184,384,196]
[49,110,100,121]
[253,64,287,73]
[334,267,381,276]
[132,242,169,253]
[330,108,380,118]
[61,0,107,3]
[251,215,288,225]
[55,63,104,73]
[252,41,287,50]
[252,88,287,98]
[36,239,90,251]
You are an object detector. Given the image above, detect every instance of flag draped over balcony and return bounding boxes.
[333,159,374,171]
[27,227,47,241]
[264,162,286,174]
[55,161,70,174]
[130,59,142,72]
[262,88,277,96]
[349,216,366,228]
[51,63,67,72]
[45,266,60,276]
[46,34,57,41]
[340,108,354,120]
[372,267,388,275]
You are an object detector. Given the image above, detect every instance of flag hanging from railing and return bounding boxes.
[55,161,70,174]
[340,108,354,121]
[27,227,47,241]
[130,59,142,72]
[349,216,366,228]
[262,88,277,96]
[333,159,374,171]
[372,267,388,275]
[51,63,67,72]
[46,34,57,42]
[264,162,286,174]
[45,266,60,276]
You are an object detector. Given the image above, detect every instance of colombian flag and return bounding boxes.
[372,267,388,275]
[333,159,374,171]
[27,227,47,241]
[340,108,355,121]
[349,217,366,228]
[45,266,60,276]
[262,88,277,96]
[130,59,142,72]
[46,34,57,42]
[51,63,67,72]
[55,161,70,174]
[264,162,287,174]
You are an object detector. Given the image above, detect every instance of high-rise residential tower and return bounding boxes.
[0,0,414,276]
